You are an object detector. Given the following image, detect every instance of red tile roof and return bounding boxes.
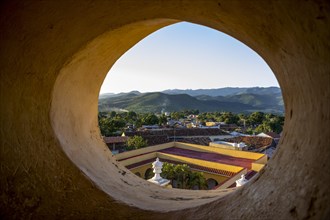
[125,128,228,137]
[126,157,237,177]
[224,136,273,149]
[120,147,257,170]
[159,147,256,170]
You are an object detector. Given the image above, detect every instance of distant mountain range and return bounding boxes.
[99,87,284,114]
[162,86,281,97]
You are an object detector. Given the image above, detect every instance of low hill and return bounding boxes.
[195,93,284,113]
[162,86,281,97]
[98,89,284,114]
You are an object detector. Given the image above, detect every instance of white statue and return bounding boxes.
[236,174,248,187]
[148,158,170,187]
[151,158,163,181]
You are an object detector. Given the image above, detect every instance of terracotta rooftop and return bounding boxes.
[120,146,257,170]
[126,157,237,177]
[125,128,229,137]
[178,137,212,146]
[224,136,274,150]
[103,136,128,144]
[159,147,256,170]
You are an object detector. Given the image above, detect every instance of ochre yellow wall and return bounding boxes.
[158,153,244,173]
[123,152,242,180]
[202,172,229,185]
[216,169,248,190]
[118,143,265,176]
[175,142,265,160]
[116,142,266,165]
[254,154,268,165]
[118,152,156,167]
[251,163,265,172]
[116,141,267,164]
[118,143,251,184]
[115,142,174,160]
[130,164,153,179]
[130,163,229,186]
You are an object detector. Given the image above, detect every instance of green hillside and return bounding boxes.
[98,91,284,114]
[195,93,284,113]
[163,86,281,97]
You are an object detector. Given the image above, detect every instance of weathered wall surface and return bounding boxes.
[1,0,329,219]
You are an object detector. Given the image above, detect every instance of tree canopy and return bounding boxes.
[98,110,284,137]
[161,162,208,190]
[126,135,147,150]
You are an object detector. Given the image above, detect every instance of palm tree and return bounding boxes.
[161,162,207,190]
[187,172,208,190]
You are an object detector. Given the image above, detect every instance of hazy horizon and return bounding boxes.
[100,22,279,95]
[100,86,281,95]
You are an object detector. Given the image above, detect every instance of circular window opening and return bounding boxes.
[98,22,284,191]
[51,19,285,212]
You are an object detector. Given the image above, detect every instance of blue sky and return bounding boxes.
[100,22,278,94]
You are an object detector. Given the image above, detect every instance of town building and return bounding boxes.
[103,135,128,154]
[115,142,267,190]
[209,141,248,151]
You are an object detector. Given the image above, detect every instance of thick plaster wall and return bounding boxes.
[1,0,329,219]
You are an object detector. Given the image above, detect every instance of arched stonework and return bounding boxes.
[207,178,219,190]
[145,168,154,180]
[0,1,329,219]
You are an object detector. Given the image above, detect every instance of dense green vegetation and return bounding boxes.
[126,135,147,150]
[98,111,166,136]
[198,111,284,134]
[98,110,284,136]
[161,162,208,190]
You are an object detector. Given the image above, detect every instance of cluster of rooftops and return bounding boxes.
[115,142,267,190]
